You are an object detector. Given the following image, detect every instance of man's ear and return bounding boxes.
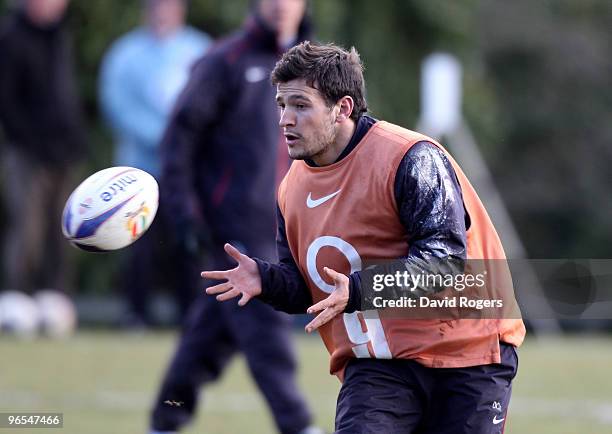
[336,96,354,122]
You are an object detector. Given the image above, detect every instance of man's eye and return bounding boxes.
[296,104,306,109]
[277,103,285,109]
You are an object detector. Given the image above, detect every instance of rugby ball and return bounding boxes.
[62,167,158,251]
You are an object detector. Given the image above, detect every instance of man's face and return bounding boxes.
[258,0,306,39]
[146,0,186,37]
[276,78,339,161]
[25,0,69,25]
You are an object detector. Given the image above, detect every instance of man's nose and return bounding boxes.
[279,109,295,127]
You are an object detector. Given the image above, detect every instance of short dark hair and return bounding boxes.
[271,41,367,121]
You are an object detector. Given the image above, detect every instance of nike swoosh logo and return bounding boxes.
[492,415,505,425]
[306,189,342,208]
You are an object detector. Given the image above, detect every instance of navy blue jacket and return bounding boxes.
[161,14,311,262]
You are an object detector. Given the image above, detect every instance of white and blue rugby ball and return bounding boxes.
[62,167,159,252]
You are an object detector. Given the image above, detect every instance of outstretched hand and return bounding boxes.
[201,243,262,306]
[305,267,349,333]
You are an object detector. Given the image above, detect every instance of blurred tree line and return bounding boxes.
[0,0,611,292]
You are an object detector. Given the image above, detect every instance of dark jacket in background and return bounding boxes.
[161,14,311,261]
[151,13,316,433]
[0,11,86,167]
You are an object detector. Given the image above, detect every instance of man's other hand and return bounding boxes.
[305,267,349,333]
[202,243,262,306]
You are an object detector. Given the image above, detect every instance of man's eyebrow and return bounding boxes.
[276,94,311,103]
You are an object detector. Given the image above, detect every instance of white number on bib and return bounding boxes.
[306,236,392,358]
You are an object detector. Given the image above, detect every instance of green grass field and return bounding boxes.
[1,332,612,434]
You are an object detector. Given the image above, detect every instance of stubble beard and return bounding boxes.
[288,118,338,162]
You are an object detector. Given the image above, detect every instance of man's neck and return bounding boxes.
[149,22,182,39]
[311,120,356,166]
[278,33,298,50]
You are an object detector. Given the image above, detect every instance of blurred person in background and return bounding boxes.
[149,1,323,433]
[0,0,87,294]
[99,0,210,328]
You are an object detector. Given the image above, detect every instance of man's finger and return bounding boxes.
[305,307,338,333]
[237,292,252,307]
[224,243,245,263]
[205,282,232,295]
[216,288,240,302]
[201,270,230,280]
[307,297,332,315]
[324,266,347,284]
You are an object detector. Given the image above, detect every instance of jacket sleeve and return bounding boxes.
[346,141,468,312]
[160,52,230,225]
[254,204,313,314]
